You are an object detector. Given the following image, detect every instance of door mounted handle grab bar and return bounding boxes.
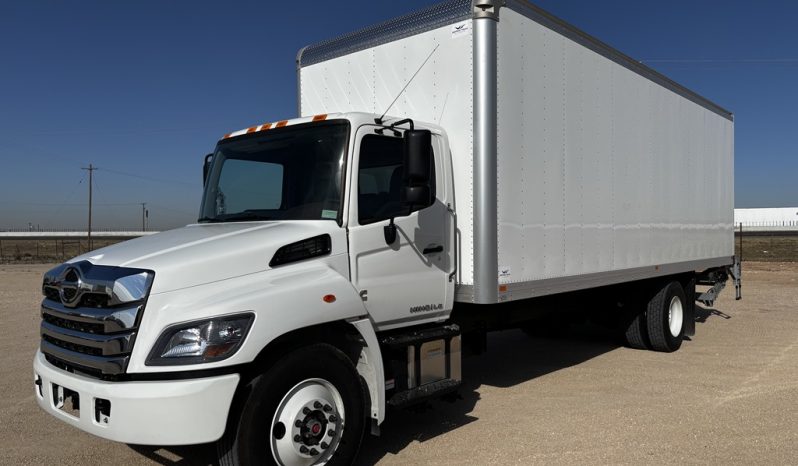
[423,245,444,255]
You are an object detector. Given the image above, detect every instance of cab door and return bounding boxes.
[347,125,453,330]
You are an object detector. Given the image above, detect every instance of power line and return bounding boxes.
[147,203,197,215]
[140,203,148,231]
[643,58,798,64]
[49,173,86,226]
[81,164,97,249]
[0,139,198,190]
[15,202,142,206]
[91,173,129,230]
[18,125,222,137]
[100,167,196,188]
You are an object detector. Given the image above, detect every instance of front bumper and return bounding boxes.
[33,351,240,445]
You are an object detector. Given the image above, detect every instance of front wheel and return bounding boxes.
[218,344,366,466]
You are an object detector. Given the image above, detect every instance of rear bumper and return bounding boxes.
[33,350,239,446]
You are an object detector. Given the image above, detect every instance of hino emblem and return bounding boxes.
[57,267,84,308]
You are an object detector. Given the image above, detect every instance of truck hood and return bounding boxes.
[70,221,346,294]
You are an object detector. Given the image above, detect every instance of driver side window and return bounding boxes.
[357,135,435,225]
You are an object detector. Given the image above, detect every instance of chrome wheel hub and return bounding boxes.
[668,295,684,338]
[271,378,345,466]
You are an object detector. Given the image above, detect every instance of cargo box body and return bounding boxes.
[298,0,734,304]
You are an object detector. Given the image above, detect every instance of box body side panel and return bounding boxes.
[496,8,734,287]
[301,22,476,285]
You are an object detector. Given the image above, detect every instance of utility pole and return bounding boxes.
[82,164,96,250]
[140,203,147,231]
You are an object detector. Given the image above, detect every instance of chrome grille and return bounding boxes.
[39,261,154,379]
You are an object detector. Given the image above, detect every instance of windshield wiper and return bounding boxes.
[216,211,275,222]
[197,217,221,223]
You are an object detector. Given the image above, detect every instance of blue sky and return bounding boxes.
[1,0,796,230]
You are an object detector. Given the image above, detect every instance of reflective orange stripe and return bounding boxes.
[312,114,328,122]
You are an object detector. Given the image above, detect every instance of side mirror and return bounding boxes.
[401,129,432,207]
[384,129,433,246]
[203,153,213,186]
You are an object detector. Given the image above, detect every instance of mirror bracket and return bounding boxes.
[383,218,397,245]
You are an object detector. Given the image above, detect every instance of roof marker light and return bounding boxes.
[259,123,272,131]
[312,114,328,121]
[275,120,288,128]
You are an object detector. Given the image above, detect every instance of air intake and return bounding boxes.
[269,234,332,267]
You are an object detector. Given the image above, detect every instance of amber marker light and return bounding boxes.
[323,294,336,303]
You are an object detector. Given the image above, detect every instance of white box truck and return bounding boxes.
[34,1,740,464]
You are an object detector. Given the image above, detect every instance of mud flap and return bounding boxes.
[684,277,696,337]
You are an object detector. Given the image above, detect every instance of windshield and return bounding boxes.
[199,121,349,224]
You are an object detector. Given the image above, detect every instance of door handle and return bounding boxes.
[423,245,443,255]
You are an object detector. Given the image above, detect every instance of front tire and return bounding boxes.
[218,344,366,466]
[646,281,686,352]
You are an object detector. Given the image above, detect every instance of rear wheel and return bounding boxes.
[218,344,366,466]
[646,281,686,352]
[622,308,649,350]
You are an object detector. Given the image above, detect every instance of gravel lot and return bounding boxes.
[1,262,796,465]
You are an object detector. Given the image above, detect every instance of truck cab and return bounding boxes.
[34,112,461,465]
[205,113,457,331]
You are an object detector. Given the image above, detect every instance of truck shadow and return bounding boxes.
[355,325,619,465]
[127,443,217,465]
[695,304,732,323]
[128,309,728,465]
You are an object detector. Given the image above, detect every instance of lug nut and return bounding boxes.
[314,401,322,409]
[302,407,311,415]
[321,441,329,450]
[327,429,336,437]
[309,448,319,456]
[323,404,333,412]
[299,446,309,454]
[295,420,303,427]
[328,414,338,423]
[294,434,302,442]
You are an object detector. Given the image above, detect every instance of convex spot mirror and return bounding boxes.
[401,129,432,207]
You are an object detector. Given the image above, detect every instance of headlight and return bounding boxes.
[146,313,254,366]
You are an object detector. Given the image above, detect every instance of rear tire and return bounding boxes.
[646,281,686,352]
[217,344,366,466]
[622,308,649,350]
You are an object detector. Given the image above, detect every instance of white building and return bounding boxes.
[734,207,798,231]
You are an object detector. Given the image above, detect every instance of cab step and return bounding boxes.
[387,378,461,408]
[379,323,462,408]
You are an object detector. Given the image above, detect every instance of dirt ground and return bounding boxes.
[2,233,796,264]
[1,262,796,465]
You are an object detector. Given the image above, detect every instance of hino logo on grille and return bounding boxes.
[57,266,84,307]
